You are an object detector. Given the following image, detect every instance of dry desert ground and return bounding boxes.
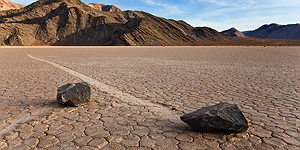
[0,46,300,149]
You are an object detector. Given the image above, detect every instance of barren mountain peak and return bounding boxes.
[222,27,247,38]
[0,0,24,11]
[88,3,122,12]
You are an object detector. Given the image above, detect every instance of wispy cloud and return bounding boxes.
[185,0,300,30]
[138,0,186,19]
[265,0,300,7]
[196,0,229,6]
[141,0,185,15]
[187,6,300,31]
[190,0,195,5]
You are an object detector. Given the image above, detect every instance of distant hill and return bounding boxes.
[246,23,300,40]
[0,0,24,11]
[221,27,247,37]
[88,3,122,12]
[242,30,252,34]
[0,0,231,46]
[199,37,300,46]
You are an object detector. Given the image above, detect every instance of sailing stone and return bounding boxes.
[57,82,91,106]
[180,102,249,133]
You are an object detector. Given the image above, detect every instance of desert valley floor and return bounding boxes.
[0,46,299,149]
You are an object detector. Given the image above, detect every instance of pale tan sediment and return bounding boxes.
[1,46,299,149]
[26,52,180,122]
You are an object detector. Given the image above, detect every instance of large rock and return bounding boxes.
[57,82,91,106]
[180,102,248,133]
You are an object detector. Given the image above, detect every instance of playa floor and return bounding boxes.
[1,46,299,149]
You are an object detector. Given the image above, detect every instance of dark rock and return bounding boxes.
[57,82,91,106]
[180,102,248,133]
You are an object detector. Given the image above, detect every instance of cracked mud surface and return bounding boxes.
[0,46,299,149]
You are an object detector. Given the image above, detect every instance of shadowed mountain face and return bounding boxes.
[88,3,122,12]
[222,27,247,38]
[246,23,300,40]
[0,0,24,11]
[0,0,230,46]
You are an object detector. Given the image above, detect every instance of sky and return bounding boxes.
[11,0,300,32]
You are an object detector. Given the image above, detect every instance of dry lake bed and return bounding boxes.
[0,46,299,149]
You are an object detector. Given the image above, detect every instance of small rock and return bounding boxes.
[180,102,248,133]
[57,82,91,106]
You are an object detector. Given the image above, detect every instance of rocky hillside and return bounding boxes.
[246,23,300,40]
[88,3,122,12]
[0,0,24,11]
[0,0,230,46]
[222,27,247,38]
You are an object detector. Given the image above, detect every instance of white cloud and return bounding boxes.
[140,0,185,16]
[185,0,300,30]
[196,0,228,6]
[142,0,183,12]
[190,0,195,5]
[187,9,300,32]
[264,0,300,7]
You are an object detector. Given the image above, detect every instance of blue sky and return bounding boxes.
[12,0,300,31]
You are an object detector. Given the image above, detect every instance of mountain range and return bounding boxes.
[246,23,300,40]
[0,0,299,46]
[0,0,230,46]
[223,23,300,40]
